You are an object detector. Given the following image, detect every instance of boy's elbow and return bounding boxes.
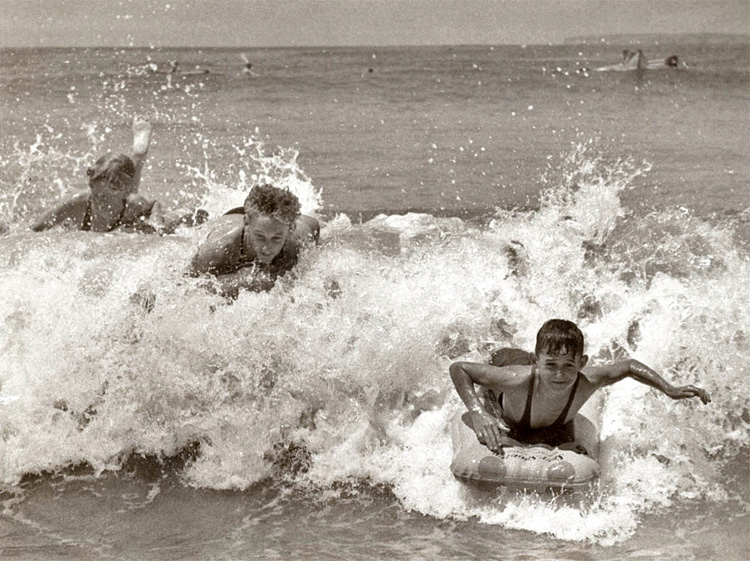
[313,221,321,242]
[31,215,56,232]
[449,362,466,381]
[306,218,321,243]
[186,254,208,277]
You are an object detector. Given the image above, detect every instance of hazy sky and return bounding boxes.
[1,0,748,48]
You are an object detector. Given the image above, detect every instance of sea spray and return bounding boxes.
[0,139,747,546]
[184,134,324,218]
[280,148,746,544]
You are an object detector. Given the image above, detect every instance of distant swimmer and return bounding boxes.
[647,55,681,69]
[241,53,257,76]
[146,60,209,77]
[595,50,681,72]
[188,184,320,297]
[621,49,641,67]
[594,49,646,72]
[624,49,645,69]
[31,118,208,234]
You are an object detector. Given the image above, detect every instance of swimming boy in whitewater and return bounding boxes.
[449,319,711,454]
[31,118,206,234]
[188,183,320,296]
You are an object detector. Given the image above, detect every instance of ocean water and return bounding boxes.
[0,43,748,560]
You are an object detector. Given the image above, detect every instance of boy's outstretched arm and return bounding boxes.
[31,193,87,231]
[449,362,513,452]
[490,347,534,367]
[587,359,711,404]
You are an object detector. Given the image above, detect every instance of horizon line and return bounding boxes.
[2,34,748,51]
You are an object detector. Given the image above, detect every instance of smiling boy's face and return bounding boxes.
[244,213,290,263]
[535,347,588,389]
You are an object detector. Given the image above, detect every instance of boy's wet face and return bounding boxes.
[536,347,586,388]
[245,213,290,263]
[88,154,136,201]
[89,172,136,212]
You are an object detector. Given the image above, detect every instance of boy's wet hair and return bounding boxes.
[535,319,585,357]
[87,153,136,186]
[244,184,301,227]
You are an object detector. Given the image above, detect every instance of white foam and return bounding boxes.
[0,139,746,545]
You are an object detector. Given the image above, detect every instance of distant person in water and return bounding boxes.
[450,319,711,455]
[635,49,647,69]
[596,49,679,72]
[31,118,207,235]
[168,60,208,75]
[622,49,647,69]
[595,49,646,72]
[241,53,257,76]
[188,184,320,297]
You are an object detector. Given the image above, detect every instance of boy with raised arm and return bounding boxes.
[449,319,711,454]
[31,118,206,234]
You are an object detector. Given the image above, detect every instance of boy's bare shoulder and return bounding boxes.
[56,191,90,213]
[294,214,320,242]
[204,214,245,241]
[581,361,629,387]
[299,214,319,228]
[68,191,90,205]
[467,363,532,389]
[189,215,245,275]
[32,192,89,231]
[497,365,534,387]
[122,194,155,222]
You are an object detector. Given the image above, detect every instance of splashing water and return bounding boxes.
[0,137,747,548]
[182,134,324,217]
